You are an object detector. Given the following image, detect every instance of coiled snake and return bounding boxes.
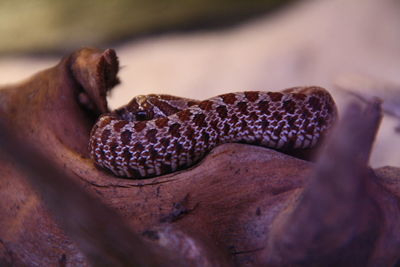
[89,86,337,178]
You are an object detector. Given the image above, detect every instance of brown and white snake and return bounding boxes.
[89,86,337,179]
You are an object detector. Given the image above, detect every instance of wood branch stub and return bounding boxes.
[265,100,400,266]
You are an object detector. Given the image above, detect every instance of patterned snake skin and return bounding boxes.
[89,86,337,178]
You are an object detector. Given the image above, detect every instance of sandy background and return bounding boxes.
[0,0,399,167]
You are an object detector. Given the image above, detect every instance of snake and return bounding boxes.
[89,86,337,179]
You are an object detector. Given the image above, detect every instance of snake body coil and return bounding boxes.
[89,87,337,178]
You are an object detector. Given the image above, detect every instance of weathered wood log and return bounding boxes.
[0,48,399,266]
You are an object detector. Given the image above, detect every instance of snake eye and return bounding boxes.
[135,110,149,121]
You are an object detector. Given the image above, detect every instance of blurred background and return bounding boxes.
[0,0,399,167]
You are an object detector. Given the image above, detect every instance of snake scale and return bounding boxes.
[89,86,337,178]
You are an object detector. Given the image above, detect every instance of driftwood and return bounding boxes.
[0,48,400,266]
